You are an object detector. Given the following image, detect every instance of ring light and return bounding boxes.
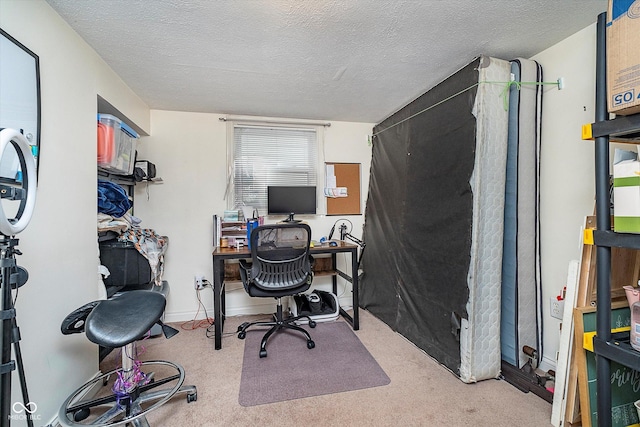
[0,128,37,235]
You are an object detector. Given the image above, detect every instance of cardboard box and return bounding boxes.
[607,0,640,115]
[613,147,640,233]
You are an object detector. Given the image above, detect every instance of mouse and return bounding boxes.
[329,241,338,247]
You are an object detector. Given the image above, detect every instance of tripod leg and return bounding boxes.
[1,266,13,427]
[1,249,33,427]
[12,321,33,427]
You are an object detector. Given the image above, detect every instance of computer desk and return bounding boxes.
[211,241,360,350]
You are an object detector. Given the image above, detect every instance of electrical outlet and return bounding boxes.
[194,275,205,290]
[550,297,564,320]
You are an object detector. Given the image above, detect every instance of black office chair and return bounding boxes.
[58,290,197,426]
[236,223,316,358]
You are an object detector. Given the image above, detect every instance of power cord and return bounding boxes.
[194,279,240,339]
[181,281,214,331]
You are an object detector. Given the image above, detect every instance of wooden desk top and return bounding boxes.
[213,241,358,258]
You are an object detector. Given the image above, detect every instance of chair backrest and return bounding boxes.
[249,223,312,291]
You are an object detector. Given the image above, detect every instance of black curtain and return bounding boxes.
[360,58,480,373]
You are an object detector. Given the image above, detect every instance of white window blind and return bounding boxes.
[233,125,318,212]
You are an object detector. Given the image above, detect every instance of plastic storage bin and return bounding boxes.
[97,113,138,175]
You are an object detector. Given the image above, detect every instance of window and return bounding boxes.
[231,124,319,213]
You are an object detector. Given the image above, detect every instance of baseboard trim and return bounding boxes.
[539,355,556,373]
[164,301,279,323]
[164,292,353,324]
[46,370,103,427]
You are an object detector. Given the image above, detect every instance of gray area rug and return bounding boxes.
[239,321,390,406]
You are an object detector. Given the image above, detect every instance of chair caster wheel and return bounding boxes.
[237,322,249,332]
[73,408,90,422]
[238,331,246,339]
[307,340,315,349]
[259,349,268,358]
[309,320,317,328]
[187,392,197,403]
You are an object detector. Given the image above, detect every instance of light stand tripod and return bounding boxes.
[0,237,32,427]
[0,129,38,427]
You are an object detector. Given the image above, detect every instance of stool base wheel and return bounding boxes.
[58,360,196,427]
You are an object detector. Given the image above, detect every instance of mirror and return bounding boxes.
[0,28,41,176]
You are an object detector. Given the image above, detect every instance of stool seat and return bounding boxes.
[86,290,165,348]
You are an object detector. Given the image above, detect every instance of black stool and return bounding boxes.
[58,291,196,426]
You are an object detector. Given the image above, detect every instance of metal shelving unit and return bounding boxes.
[586,12,640,427]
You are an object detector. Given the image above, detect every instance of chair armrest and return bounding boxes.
[238,259,251,287]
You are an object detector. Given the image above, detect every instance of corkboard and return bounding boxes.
[326,163,361,215]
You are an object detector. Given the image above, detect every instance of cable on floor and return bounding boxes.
[181,281,214,331]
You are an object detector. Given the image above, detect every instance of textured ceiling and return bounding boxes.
[46,0,606,123]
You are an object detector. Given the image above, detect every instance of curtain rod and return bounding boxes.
[219,116,331,127]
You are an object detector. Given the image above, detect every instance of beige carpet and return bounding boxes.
[101,309,552,426]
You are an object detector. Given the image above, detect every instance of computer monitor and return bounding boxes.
[267,186,316,222]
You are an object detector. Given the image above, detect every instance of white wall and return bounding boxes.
[0,1,149,424]
[133,111,373,323]
[532,24,599,369]
[0,2,607,420]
